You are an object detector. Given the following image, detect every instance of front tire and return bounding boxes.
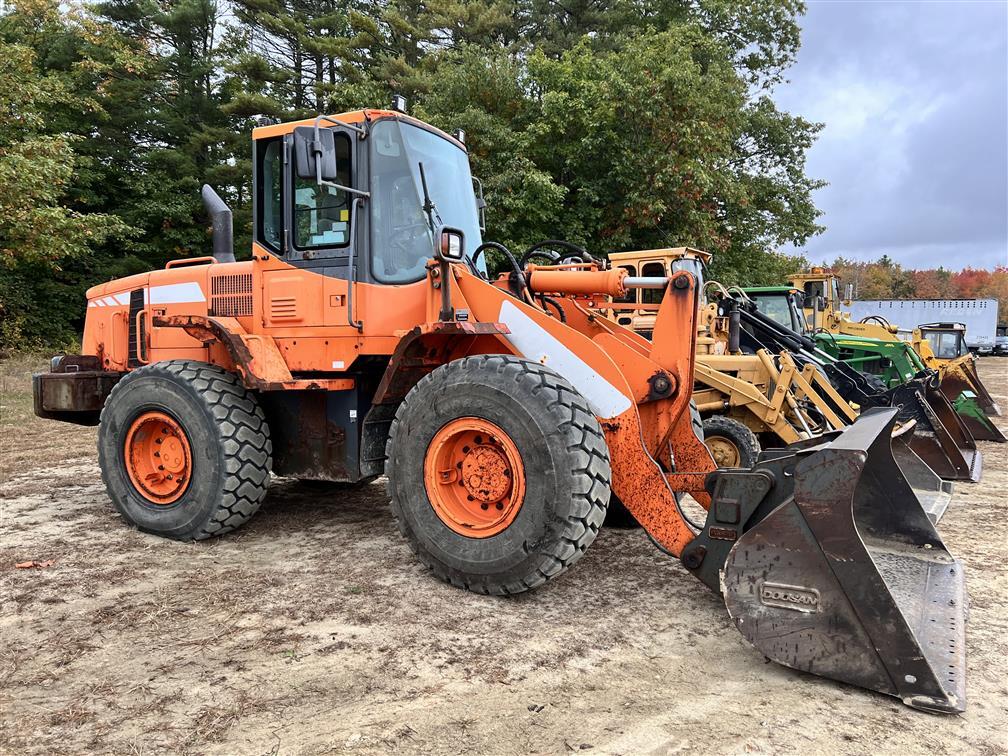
[98,361,272,540]
[386,355,611,595]
[701,415,760,469]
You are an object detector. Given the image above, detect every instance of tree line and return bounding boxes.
[830,256,1008,319]
[0,0,824,349]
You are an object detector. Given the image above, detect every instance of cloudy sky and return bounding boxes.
[774,0,1008,270]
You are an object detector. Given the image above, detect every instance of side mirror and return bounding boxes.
[436,227,465,261]
[293,126,338,181]
[816,295,826,312]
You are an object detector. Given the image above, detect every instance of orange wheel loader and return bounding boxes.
[34,104,967,713]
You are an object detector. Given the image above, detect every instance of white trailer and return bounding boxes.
[846,299,999,354]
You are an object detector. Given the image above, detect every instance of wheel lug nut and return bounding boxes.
[474,435,482,444]
[462,446,470,453]
[158,465,164,470]
[496,502,504,510]
[467,495,474,501]
[155,438,162,444]
[481,503,489,510]
[154,451,160,457]
[167,474,173,480]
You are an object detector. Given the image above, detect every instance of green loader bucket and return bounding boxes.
[952,391,1006,443]
[684,408,967,713]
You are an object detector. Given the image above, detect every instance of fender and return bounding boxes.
[153,314,354,392]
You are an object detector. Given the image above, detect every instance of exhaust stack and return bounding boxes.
[201,184,235,264]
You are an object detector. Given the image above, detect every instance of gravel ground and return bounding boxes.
[1,357,1006,755]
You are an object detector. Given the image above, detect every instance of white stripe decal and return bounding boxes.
[148,282,206,305]
[113,292,131,305]
[95,299,106,307]
[102,296,118,307]
[498,299,632,419]
[87,301,96,308]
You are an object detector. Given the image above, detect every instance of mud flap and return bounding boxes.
[717,408,967,713]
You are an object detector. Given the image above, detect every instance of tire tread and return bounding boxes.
[99,360,271,540]
[386,354,610,595]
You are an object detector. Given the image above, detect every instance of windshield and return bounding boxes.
[751,294,800,332]
[369,119,484,283]
[926,330,967,359]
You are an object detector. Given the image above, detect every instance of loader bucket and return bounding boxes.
[940,358,1001,417]
[720,408,967,713]
[893,382,982,483]
[890,423,954,524]
[952,391,1007,443]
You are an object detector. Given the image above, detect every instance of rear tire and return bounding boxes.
[702,415,760,469]
[386,355,610,595]
[98,361,272,540]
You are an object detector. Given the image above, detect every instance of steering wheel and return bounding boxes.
[384,219,431,274]
[519,240,596,269]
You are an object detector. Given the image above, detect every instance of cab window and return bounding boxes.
[258,139,284,252]
[614,264,637,304]
[804,281,825,301]
[752,295,794,328]
[927,331,965,359]
[641,262,666,305]
[294,133,352,249]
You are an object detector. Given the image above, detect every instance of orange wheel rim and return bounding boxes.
[124,411,192,505]
[424,417,526,538]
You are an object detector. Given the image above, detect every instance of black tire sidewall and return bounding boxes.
[99,371,226,538]
[702,416,759,469]
[390,363,585,586]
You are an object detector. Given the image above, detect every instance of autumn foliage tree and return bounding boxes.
[829,257,1008,322]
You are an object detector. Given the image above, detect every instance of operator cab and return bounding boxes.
[920,322,970,359]
[746,288,808,333]
[252,106,486,284]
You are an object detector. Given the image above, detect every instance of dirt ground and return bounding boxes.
[1,358,1007,755]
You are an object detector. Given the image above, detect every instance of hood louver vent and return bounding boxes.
[209,273,253,317]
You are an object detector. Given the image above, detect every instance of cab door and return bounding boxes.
[253,125,366,371]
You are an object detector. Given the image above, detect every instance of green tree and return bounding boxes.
[417,28,821,283]
[0,3,130,348]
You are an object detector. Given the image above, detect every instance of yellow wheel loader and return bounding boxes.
[606,250,865,466]
[32,104,967,712]
[790,268,1001,419]
[600,249,954,523]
